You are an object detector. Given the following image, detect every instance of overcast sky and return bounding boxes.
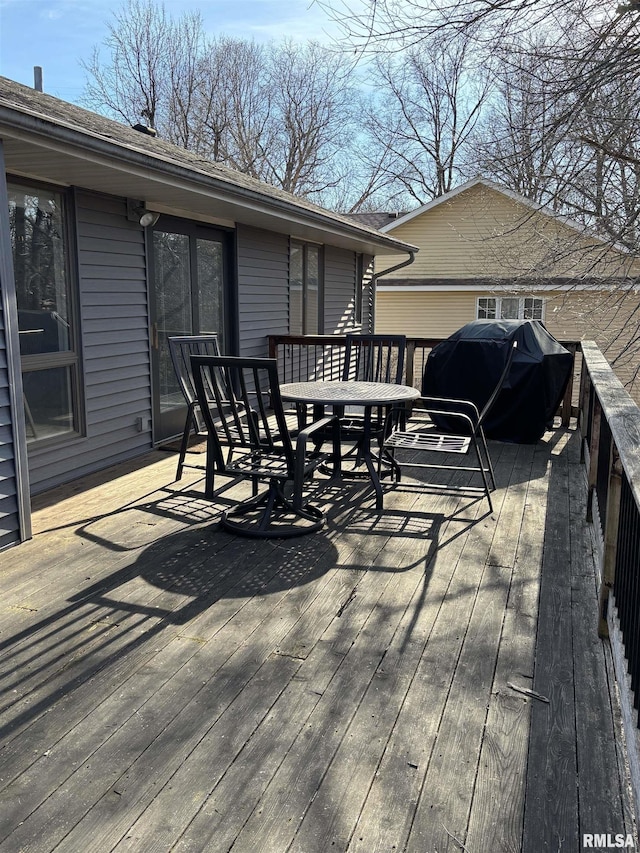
[0,0,345,102]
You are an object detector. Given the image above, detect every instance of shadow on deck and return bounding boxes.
[0,426,636,852]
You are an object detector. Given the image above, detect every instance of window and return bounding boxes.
[9,181,81,445]
[477,296,544,322]
[289,241,321,334]
[523,297,544,320]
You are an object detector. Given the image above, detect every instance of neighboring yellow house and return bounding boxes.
[367,176,640,396]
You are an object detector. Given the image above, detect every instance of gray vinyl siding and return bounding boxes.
[27,191,152,494]
[361,255,374,333]
[236,224,289,357]
[0,139,24,548]
[324,246,358,334]
[0,305,19,549]
[235,231,361,350]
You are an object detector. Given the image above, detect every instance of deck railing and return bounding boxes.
[580,342,640,704]
[267,334,578,427]
[579,340,640,823]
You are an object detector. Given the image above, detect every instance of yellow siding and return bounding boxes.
[374,182,640,401]
[376,183,639,281]
[543,291,640,398]
[376,287,640,402]
[375,291,476,336]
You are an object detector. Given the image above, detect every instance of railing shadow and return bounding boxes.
[0,479,450,747]
[521,426,636,850]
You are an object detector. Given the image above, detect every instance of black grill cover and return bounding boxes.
[422,319,573,443]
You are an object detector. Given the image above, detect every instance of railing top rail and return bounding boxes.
[582,340,640,506]
[268,334,581,348]
[267,335,462,349]
[269,335,349,346]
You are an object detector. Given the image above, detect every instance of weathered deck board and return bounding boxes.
[346,468,503,853]
[523,439,580,851]
[1,521,352,850]
[0,427,636,853]
[464,443,544,853]
[404,447,525,853]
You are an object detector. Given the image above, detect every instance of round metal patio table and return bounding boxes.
[280,380,419,508]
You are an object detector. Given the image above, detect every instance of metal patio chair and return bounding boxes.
[380,340,517,512]
[342,334,407,424]
[168,334,221,482]
[342,332,407,385]
[337,333,408,466]
[191,355,340,539]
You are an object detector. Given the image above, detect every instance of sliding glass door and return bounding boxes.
[149,219,229,443]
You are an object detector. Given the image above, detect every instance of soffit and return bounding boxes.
[0,120,416,257]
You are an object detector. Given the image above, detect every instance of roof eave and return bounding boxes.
[0,104,417,257]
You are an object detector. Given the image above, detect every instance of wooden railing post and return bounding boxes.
[586,396,602,524]
[561,343,577,427]
[405,339,415,388]
[578,357,591,464]
[598,446,623,638]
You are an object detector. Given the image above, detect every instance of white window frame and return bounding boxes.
[477,296,545,322]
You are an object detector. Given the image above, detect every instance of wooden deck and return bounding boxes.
[0,426,636,852]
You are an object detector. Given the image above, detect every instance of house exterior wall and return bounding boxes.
[0,143,32,547]
[361,255,374,333]
[0,144,20,549]
[374,179,640,402]
[324,245,358,333]
[27,191,152,494]
[2,180,384,547]
[0,284,20,549]
[376,286,640,400]
[375,183,639,282]
[376,290,475,337]
[26,215,368,496]
[544,289,640,395]
[236,226,364,355]
[236,224,290,357]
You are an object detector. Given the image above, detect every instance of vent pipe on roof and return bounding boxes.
[132,123,157,137]
[34,67,43,92]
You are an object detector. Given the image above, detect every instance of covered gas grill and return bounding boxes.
[422,319,573,443]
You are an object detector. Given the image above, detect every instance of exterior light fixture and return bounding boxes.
[138,209,160,227]
[126,198,160,228]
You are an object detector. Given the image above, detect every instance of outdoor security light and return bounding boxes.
[126,198,160,228]
[138,209,160,227]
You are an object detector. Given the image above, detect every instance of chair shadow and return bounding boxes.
[2,465,496,746]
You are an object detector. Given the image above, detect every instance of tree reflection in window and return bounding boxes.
[9,182,79,444]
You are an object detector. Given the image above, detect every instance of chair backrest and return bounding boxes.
[342,334,407,384]
[478,340,518,425]
[169,335,221,407]
[169,335,221,433]
[190,355,295,473]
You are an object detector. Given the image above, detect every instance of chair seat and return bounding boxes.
[226,448,322,481]
[384,430,471,455]
[380,340,518,513]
